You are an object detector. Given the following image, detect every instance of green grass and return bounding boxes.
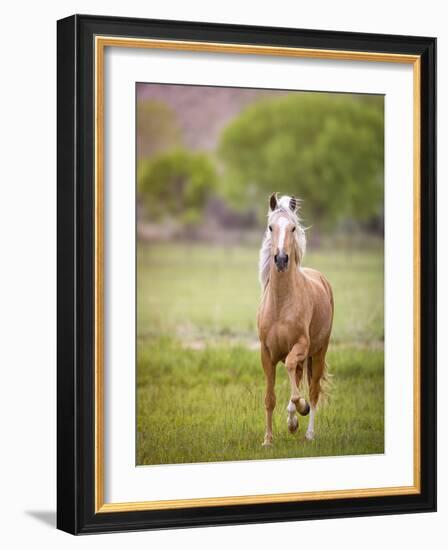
[137,242,384,465]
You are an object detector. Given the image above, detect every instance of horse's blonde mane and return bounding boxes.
[259,195,307,289]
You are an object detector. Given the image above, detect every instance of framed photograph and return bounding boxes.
[57,14,436,534]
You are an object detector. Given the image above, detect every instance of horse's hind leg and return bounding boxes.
[306,349,326,441]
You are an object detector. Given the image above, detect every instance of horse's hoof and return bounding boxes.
[298,399,310,416]
[305,430,315,441]
[287,415,298,433]
[262,440,273,447]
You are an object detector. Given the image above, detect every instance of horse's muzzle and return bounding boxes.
[274,252,289,272]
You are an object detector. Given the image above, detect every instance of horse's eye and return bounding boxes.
[268,225,273,232]
[292,226,296,232]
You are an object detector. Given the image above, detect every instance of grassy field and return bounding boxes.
[137,242,384,465]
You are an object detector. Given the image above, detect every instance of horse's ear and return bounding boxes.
[269,193,278,211]
[289,196,298,212]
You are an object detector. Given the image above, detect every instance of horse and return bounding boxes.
[257,193,334,446]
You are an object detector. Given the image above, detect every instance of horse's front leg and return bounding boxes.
[285,339,310,433]
[261,345,276,447]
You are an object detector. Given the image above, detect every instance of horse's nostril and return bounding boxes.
[274,253,288,268]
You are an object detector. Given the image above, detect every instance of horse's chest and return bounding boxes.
[262,320,301,362]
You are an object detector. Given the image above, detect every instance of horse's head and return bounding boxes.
[267,193,302,273]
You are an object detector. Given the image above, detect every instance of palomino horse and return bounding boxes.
[257,193,334,446]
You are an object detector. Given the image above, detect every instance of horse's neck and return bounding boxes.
[267,263,304,308]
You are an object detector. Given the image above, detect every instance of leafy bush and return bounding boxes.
[138,149,217,225]
[219,93,384,227]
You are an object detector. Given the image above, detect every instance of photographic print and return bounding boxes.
[136,83,385,466]
[57,16,436,533]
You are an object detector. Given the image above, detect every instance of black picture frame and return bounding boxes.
[57,14,436,535]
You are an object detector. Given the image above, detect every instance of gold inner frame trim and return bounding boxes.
[94,35,421,513]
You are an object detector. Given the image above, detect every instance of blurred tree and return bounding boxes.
[218,93,384,227]
[137,100,182,158]
[138,149,217,225]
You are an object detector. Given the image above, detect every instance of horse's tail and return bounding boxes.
[319,358,333,405]
[304,356,333,407]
